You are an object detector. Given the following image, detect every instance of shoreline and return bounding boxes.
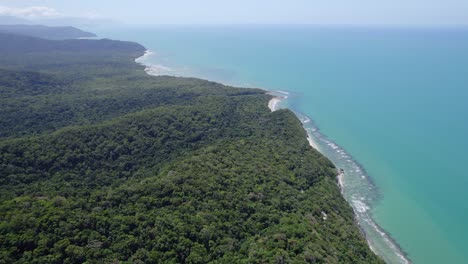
[135,50,176,76]
[135,52,324,155]
[135,50,409,263]
[266,91,320,151]
[296,108,411,264]
[267,97,283,112]
[256,92,410,263]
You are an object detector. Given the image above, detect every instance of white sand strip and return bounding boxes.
[307,135,320,151]
[268,97,282,112]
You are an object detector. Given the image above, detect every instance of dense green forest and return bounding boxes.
[0,27,383,263]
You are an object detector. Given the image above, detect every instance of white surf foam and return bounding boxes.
[307,135,320,151]
[135,50,177,76]
[135,50,153,63]
[352,198,370,213]
[144,65,173,76]
[292,102,411,263]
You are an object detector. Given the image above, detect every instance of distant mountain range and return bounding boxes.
[0,15,120,28]
[0,24,96,40]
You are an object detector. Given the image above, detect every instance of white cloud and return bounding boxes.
[0,6,62,19]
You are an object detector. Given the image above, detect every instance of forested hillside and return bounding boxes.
[0,30,383,263]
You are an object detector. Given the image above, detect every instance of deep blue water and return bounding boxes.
[93,25,468,263]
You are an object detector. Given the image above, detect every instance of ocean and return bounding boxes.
[93,25,468,263]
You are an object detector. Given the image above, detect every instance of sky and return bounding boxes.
[1,0,468,25]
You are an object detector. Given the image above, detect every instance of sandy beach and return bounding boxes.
[267,93,321,152]
[268,97,282,112]
[306,135,320,151]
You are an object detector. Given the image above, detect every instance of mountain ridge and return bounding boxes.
[0,24,96,40]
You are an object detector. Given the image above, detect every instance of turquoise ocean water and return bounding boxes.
[94,26,468,263]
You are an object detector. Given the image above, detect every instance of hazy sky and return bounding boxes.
[1,0,468,25]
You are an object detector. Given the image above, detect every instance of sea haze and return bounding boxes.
[94,25,468,264]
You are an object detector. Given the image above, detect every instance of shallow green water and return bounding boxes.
[94,25,468,263]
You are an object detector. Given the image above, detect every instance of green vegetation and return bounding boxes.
[0,30,383,263]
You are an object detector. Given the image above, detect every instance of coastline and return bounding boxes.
[135,50,175,76]
[136,51,320,153]
[267,97,283,112]
[266,91,287,112]
[263,91,411,263]
[267,91,321,152]
[135,50,409,263]
[294,107,411,264]
[1,32,384,263]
